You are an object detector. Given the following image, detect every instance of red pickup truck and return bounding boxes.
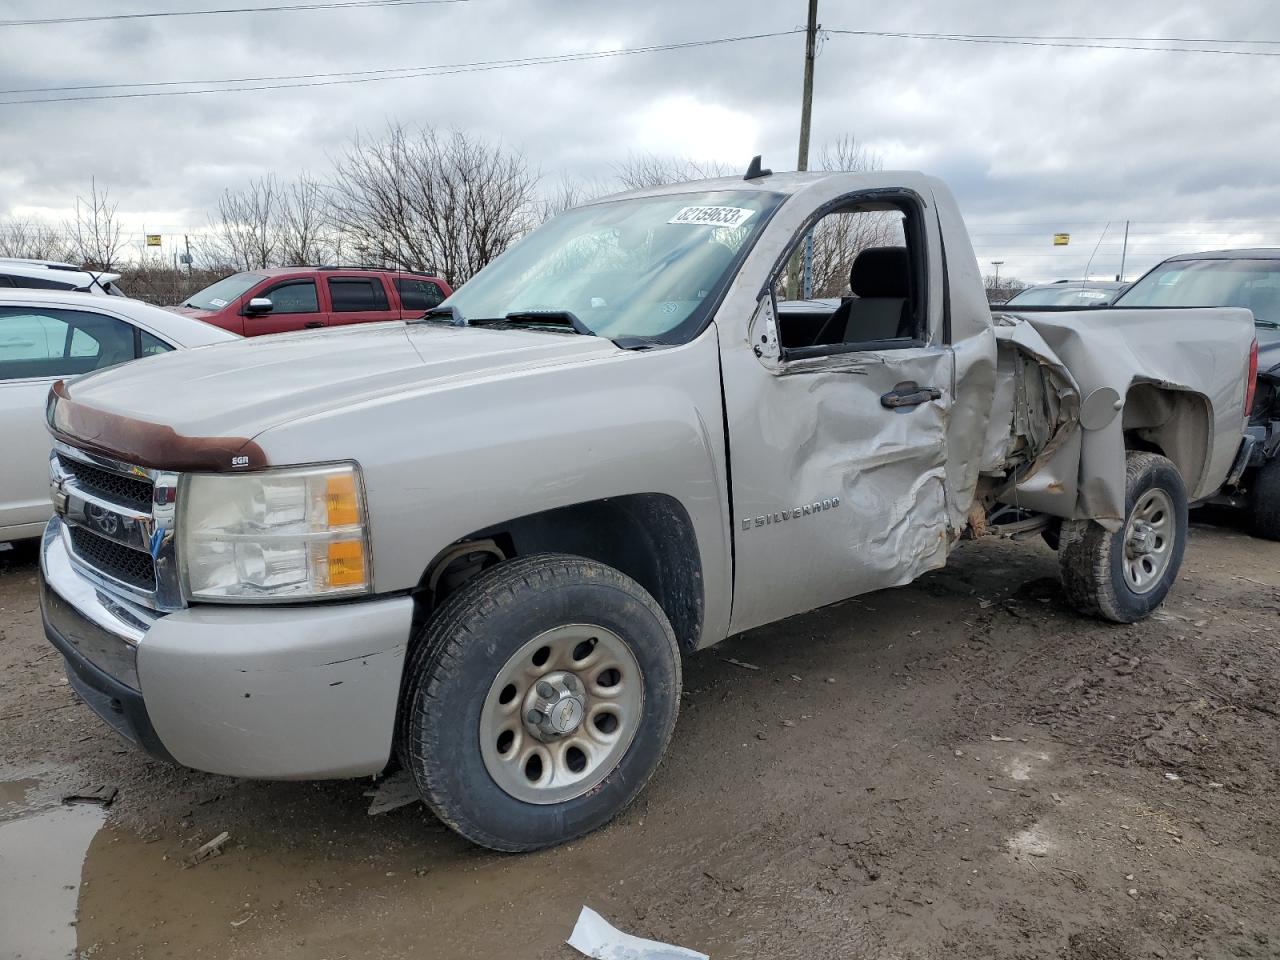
[171,266,453,336]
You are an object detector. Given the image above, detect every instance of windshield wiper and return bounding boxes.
[497,310,596,337]
[415,304,466,326]
[1254,318,1280,330]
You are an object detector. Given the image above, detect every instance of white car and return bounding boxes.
[0,290,237,542]
[0,258,126,296]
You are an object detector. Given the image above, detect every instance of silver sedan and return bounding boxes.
[0,290,237,542]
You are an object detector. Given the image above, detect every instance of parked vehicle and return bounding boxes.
[1,290,235,542]
[39,169,1254,853]
[0,258,125,296]
[171,266,453,336]
[1112,249,1280,538]
[1004,279,1128,308]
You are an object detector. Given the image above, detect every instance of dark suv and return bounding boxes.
[171,266,453,336]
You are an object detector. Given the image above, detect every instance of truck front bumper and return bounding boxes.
[40,518,413,779]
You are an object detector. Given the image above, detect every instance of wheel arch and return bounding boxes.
[415,493,705,652]
[1121,380,1214,496]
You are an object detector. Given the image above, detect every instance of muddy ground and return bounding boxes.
[1,518,1278,960]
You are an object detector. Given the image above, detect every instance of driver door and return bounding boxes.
[242,278,325,336]
[719,191,974,634]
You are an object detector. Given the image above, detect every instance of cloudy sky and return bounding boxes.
[2,0,1279,283]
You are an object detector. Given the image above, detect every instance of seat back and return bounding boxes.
[838,246,911,342]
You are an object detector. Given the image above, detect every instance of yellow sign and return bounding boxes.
[1053,233,1070,246]
[145,234,162,247]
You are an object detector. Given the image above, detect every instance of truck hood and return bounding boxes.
[54,321,621,466]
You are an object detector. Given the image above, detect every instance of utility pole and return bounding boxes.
[796,0,819,298]
[1117,220,1130,281]
[797,0,819,173]
[991,260,1004,294]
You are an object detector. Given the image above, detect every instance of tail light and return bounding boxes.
[1245,338,1259,417]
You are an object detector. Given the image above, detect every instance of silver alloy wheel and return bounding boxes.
[479,624,643,805]
[1122,487,1176,594]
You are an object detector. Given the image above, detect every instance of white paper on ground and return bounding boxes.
[566,906,709,960]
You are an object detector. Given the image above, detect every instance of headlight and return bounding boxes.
[179,463,371,602]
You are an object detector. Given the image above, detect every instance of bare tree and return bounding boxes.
[537,174,608,221]
[804,135,897,297]
[328,123,539,285]
[0,217,69,261]
[984,274,1028,303]
[67,178,125,270]
[209,175,280,271]
[611,154,732,191]
[277,173,337,265]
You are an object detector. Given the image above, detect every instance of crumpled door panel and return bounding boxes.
[723,345,955,634]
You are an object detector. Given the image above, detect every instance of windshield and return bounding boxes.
[183,272,264,311]
[1116,259,1280,325]
[440,190,784,343]
[1006,285,1117,306]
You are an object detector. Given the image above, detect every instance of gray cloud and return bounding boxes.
[1,0,1278,281]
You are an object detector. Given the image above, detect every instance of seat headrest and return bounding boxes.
[850,246,910,299]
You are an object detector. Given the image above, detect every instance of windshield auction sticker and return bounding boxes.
[668,206,755,228]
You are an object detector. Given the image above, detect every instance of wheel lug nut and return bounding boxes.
[526,709,543,724]
[536,681,555,699]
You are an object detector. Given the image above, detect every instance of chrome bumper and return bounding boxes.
[41,514,414,779]
[40,517,159,688]
[40,517,173,760]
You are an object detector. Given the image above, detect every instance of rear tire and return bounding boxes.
[1248,455,1280,541]
[400,553,681,852]
[1059,452,1188,623]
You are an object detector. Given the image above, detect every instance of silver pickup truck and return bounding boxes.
[39,170,1254,851]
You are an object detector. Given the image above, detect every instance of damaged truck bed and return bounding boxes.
[39,167,1256,852]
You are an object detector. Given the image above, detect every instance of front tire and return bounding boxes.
[400,553,681,852]
[1059,452,1188,623]
[1248,455,1280,541]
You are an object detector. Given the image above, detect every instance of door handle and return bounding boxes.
[304,321,324,328]
[880,381,942,409]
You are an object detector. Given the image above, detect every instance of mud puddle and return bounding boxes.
[0,772,106,960]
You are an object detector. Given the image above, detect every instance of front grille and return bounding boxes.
[69,526,157,591]
[60,456,153,511]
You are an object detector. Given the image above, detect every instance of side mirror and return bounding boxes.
[246,297,274,315]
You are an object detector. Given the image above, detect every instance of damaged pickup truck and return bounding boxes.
[39,169,1255,852]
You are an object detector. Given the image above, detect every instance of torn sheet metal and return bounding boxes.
[990,307,1253,525]
[985,318,1084,521]
[567,906,709,960]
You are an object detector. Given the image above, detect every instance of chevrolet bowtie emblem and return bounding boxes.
[87,503,121,536]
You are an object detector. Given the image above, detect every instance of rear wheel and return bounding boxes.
[1248,455,1280,541]
[1059,452,1188,623]
[400,553,681,852]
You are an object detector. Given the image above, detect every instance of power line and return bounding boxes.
[6,24,1277,106]
[828,29,1280,58]
[934,32,1280,47]
[0,0,465,28]
[0,30,802,104]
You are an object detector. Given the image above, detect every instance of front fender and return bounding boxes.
[253,328,734,646]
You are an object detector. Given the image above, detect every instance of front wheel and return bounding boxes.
[1058,452,1188,623]
[1248,454,1280,541]
[400,553,681,852]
